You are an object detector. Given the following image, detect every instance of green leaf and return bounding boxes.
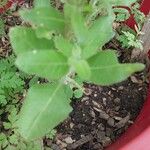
[20,7,65,31]
[9,135,18,145]
[5,145,16,150]
[29,76,39,87]
[17,83,72,140]
[82,15,115,59]
[73,60,91,80]
[114,8,130,21]
[64,3,72,20]
[34,0,50,8]
[0,72,24,89]
[35,27,54,40]
[9,27,54,55]
[0,19,5,37]
[3,122,12,130]
[88,51,145,85]
[71,6,88,46]
[74,89,83,99]
[15,51,69,80]
[0,133,6,141]
[64,85,73,99]
[54,36,73,57]
[110,0,137,6]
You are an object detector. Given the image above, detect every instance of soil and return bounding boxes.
[0,1,149,150]
[46,72,148,150]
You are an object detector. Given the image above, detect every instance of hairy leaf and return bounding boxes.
[20,7,65,31]
[17,83,72,140]
[9,27,54,55]
[70,6,88,46]
[15,50,69,80]
[82,15,115,59]
[88,51,145,85]
[54,36,73,57]
[34,0,50,8]
[72,59,91,80]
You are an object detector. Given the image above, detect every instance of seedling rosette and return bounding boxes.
[8,0,147,148]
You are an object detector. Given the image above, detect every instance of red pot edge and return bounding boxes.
[0,0,150,149]
[106,85,150,150]
[0,0,24,13]
[106,0,150,149]
[125,0,150,29]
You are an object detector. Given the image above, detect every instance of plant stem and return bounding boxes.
[66,76,85,93]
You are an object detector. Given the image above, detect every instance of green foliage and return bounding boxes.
[109,0,137,6]
[0,55,24,106]
[17,83,72,139]
[20,7,65,32]
[0,130,43,150]
[117,3,145,50]
[0,0,8,7]
[46,130,57,140]
[9,0,144,142]
[118,31,143,49]
[0,55,43,149]
[88,50,144,85]
[131,3,145,30]
[114,8,130,22]
[74,89,83,99]
[0,18,5,37]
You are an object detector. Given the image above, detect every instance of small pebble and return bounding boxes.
[97,131,106,141]
[106,128,112,137]
[98,123,105,131]
[84,88,92,95]
[130,76,139,83]
[70,122,74,129]
[102,137,111,147]
[94,93,97,97]
[81,97,89,102]
[114,98,120,103]
[93,143,103,149]
[115,106,120,111]
[118,86,124,90]
[99,111,110,120]
[64,137,74,144]
[107,118,115,127]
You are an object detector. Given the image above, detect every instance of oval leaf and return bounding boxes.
[9,27,54,55]
[88,51,145,85]
[74,60,91,80]
[54,36,74,57]
[82,15,115,59]
[17,83,72,140]
[20,7,65,31]
[16,50,69,80]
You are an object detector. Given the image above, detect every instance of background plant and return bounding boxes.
[0,55,43,149]
[117,2,145,50]
[9,0,144,143]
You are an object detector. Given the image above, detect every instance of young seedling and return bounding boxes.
[9,0,144,141]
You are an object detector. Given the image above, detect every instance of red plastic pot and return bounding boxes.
[125,0,150,29]
[106,0,150,149]
[1,0,150,149]
[0,0,24,13]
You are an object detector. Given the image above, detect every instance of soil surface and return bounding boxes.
[46,73,148,150]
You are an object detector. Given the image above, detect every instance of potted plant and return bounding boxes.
[4,0,150,149]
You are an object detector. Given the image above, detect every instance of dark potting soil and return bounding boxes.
[45,72,148,150]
